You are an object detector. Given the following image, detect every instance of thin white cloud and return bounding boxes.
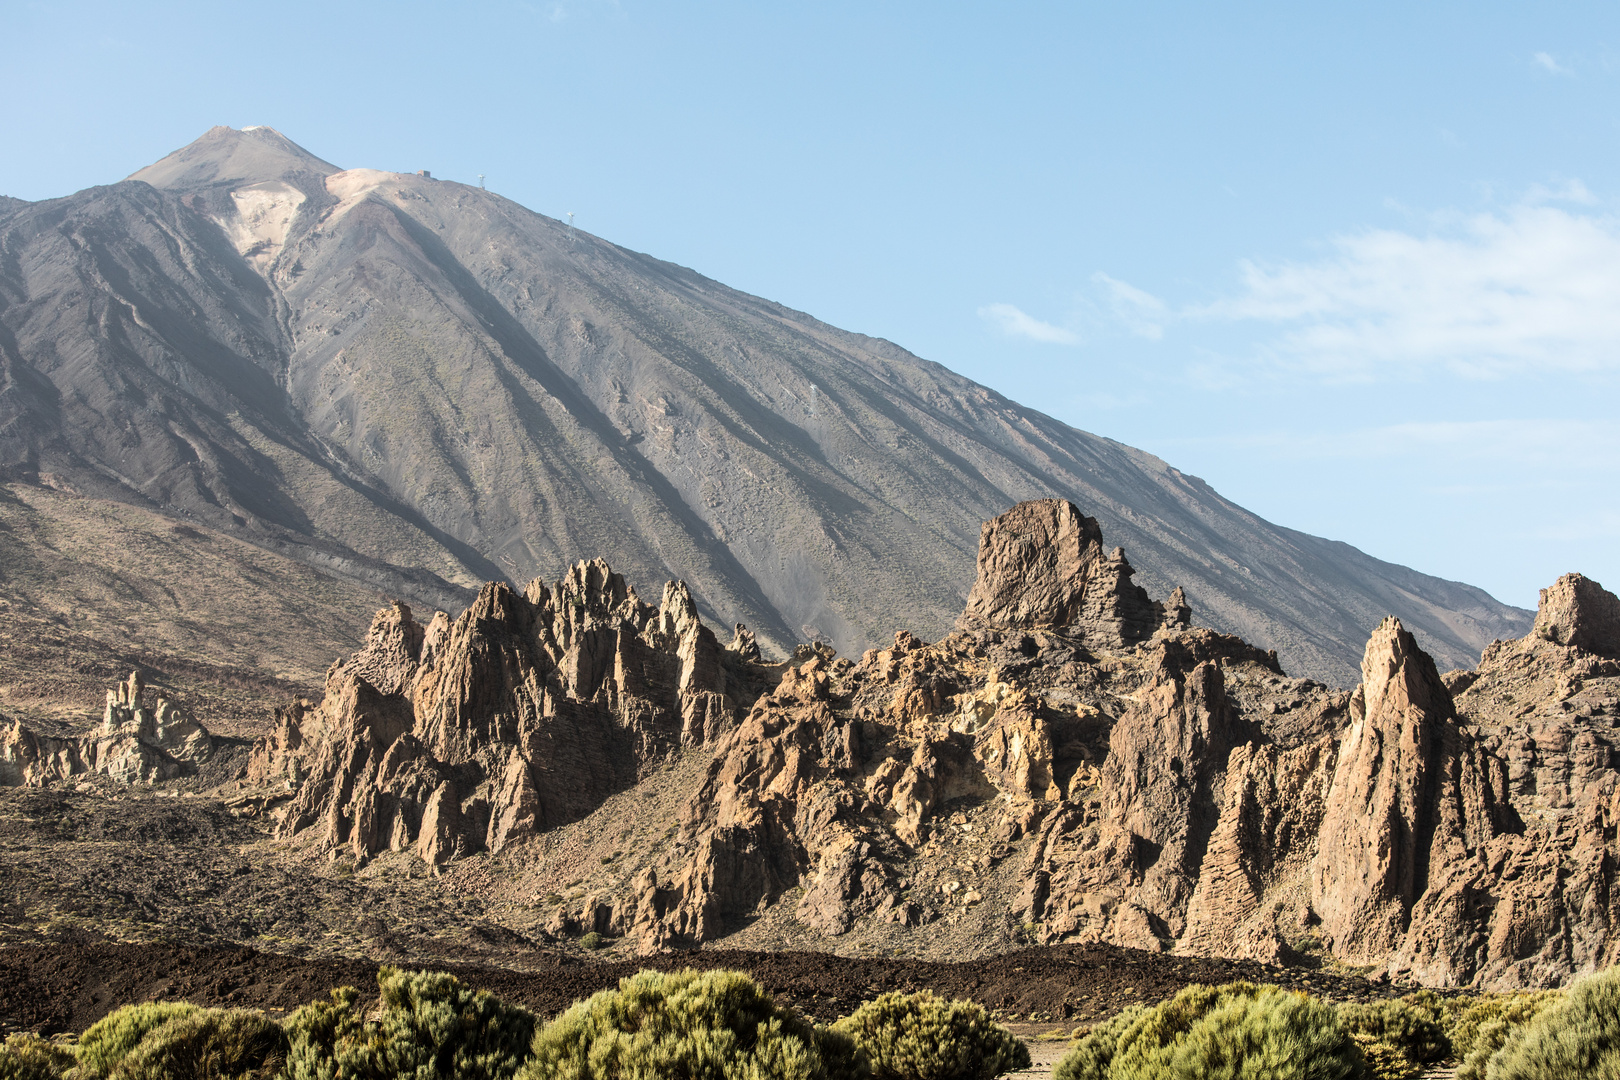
[1195,200,1620,379]
[1091,272,1168,340]
[1534,51,1573,76]
[977,302,1079,345]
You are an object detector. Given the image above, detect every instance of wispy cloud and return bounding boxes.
[977,302,1079,345]
[1533,51,1573,76]
[1091,272,1168,340]
[1191,199,1620,379]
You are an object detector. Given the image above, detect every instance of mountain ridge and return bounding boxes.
[0,126,1531,685]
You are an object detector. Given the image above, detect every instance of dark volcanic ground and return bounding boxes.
[0,940,1405,1038]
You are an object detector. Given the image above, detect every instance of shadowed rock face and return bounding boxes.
[251,560,770,865]
[0,126,1530,684]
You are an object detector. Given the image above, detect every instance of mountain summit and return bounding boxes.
[0,127,1529,683]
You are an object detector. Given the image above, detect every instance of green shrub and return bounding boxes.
[1477,965,1620,1080]
[1054,982,1364,1080]
[832,990,1028,1080]
[1052,1007,1149,1080]
[522,968,838,1080]
[814,1025,872,1080]
[579,932,604,950]
[1338,992,1449,1079]
[1447,991,1562,1075]
[0,1034,77,1080]
[106,1007,285,1080]
[279,987,365,1080]
[76,1001,201,1079]
[295,967,535,1080]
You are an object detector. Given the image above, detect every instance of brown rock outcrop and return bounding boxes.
[0,671,213,786]
[1533,572,1620,658]
[1311,618,1498,965]
[956,499,1171,650]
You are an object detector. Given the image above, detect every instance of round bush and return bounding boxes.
[76,1001,201,1079]
[1056,982,1364,1080]
[1479,965,1620,1080]
[522,968,834,1080]
[831,989,1028,1080]
[1053,1006,1149,1080]
[0,1034,78,1080]
[103,1007,285,1080]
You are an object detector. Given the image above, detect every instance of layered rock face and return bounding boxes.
[0,672,214,785]
[253,560,765,864]
[237,498,1620,988]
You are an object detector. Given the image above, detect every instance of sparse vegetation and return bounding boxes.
[288,967,536,1080]
[832,990,1027,1080]
[521,968,836,1080]
[1338,990,1449,1079]
[1446,989,1563,1078]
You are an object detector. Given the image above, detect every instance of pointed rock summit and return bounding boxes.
[1312,618,1478,964]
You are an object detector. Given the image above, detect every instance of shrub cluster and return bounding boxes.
[1444,989,1563,1080]
[831,989,1029,1080]
[0,1034,77,1080]
[1054,981,1363,1080]
[33,961,1620,1080]
[283,967,536,1080]
[1467,965,1620,1080]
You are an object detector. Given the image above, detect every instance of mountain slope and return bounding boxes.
[0,126,1531,684]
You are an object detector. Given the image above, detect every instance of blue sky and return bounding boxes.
[4,1,1617,611]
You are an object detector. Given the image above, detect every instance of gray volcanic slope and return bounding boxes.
[0,126,1530,685]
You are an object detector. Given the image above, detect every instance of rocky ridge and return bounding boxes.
[68,500,1620,990]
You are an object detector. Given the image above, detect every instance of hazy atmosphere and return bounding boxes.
[5,0,1617,608]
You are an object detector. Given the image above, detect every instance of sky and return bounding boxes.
[3,0,1617,611]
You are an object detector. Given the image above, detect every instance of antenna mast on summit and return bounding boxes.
[567,212,576,247]
[477,174,486,189]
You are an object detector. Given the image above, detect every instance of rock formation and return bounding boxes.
[253,560,770,865]
[955,499,1170,649]
[0,671,213,785]
[231,498,1620,989]
[1533,572,1620,657]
